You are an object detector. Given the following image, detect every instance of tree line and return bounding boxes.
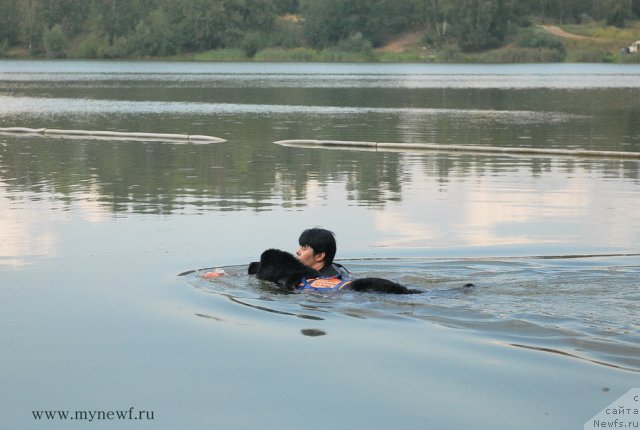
[1,0,639,58]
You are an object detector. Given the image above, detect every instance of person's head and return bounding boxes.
[296,228,337,270]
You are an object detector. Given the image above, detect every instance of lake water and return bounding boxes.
[1,61,639,429]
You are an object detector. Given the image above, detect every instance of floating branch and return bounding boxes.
[0,127,226,143]
[275,139,640,160]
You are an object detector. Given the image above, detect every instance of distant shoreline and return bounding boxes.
[3,22,639,64]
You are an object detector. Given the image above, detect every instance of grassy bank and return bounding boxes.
[178,22,640,63]
[561,21,640,62]
[183,47,418,63]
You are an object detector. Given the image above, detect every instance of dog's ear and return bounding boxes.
[247,262,260,275]
[259,248,280,265]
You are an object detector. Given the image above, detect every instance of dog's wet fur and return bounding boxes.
[248,248,424,294]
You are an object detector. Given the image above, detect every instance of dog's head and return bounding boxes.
[247,249,293,275]
[260,248,298,266]
[247,249,296,275]
[247,248,319,290]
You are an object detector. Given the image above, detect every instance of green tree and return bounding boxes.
[375,0,421,37]
[272,0,300,14]
[41,0,90,37]
[164,0,277,52]
[419,0,454,45]
[43,23,68,57]
[301,0,346,48]
[520,0,587,22]
[0,0,20,49]
[129,8,177,56]
[241,31,265,57]
[606,0,633,27]
[335,31,373,54]
[450,0,510,52]
[91,0,150,45]
[17,0,44,54]
[516,26,566,60]
[302,0,412,49]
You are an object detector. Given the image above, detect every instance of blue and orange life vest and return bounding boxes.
[298,274,352,292]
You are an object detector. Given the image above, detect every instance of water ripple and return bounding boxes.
[2,62,640,88]
[0,95,578,123]
[182,254,640,372]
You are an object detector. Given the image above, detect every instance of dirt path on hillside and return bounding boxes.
[540,25,597,40]
[379,26,596,52]
[378,30,427,52]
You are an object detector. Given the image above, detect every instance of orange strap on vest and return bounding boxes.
[298,276,352,291]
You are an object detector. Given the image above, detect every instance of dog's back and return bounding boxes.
[351,277,421,294]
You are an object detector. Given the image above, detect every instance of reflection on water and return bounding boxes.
[2,136,638,259]
[1,137,638,212]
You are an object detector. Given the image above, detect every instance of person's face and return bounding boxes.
[296,245,325,270]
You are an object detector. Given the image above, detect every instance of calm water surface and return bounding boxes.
[1,61,639,429]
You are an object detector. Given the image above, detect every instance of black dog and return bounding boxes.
[248,248,422,294]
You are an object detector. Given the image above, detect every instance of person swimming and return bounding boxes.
[247,227,426,294]
[294,228,354,291]
[296,227,349,277]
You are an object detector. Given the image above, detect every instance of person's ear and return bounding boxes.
[313,252,326,263]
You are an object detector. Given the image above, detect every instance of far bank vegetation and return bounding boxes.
[1,0,639,63]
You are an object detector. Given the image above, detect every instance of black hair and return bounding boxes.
[298,228,337,265]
